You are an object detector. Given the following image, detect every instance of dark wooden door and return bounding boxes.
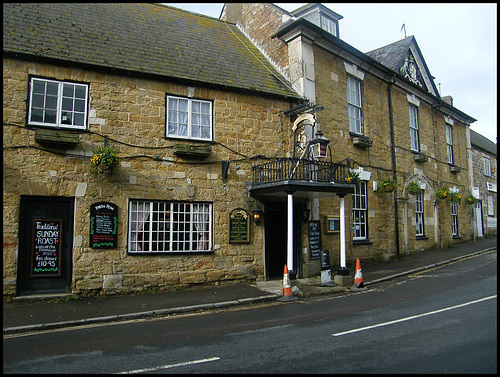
[17,196,74,295]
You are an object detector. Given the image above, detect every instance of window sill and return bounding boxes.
[449,164,462,173]
[349,133,373,148]
[353,239,373,246]
[34,128,80,148]
[452,235,461,239]
[416,235,428,240]
[413,152,428,162]
[173,143,212,158]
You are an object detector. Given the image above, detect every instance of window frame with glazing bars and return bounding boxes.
[451,201,459,236]
[128,200,213,254]
[352,181,368,240]
[27,76,89,130]
[415,190,425,237]
[446,124,454,164]
[347,76,364,135]
[409,104,420,152]
[166,95,213,142]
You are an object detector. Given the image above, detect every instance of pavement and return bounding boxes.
[3,236,497,335]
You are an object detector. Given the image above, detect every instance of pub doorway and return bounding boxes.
[264,201,303,279]
[17,196,74,295]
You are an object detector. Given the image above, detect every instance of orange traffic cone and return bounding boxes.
[278,265,298,301]
[351,258,368,291]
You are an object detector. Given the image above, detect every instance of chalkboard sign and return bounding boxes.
[31,219,62,277]
[308,220,322,259]
[325,216,340,233]
[90,202,118,249]
[229,209,250,243]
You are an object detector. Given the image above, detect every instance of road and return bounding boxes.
[3,250,496,373]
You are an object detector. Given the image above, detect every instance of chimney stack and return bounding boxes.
[442,95,453,106]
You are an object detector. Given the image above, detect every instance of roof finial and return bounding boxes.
[401,23,407,38]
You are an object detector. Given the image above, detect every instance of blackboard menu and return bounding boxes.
[308,220,322,259]
[31,219,62,277]
[90,202,118,249]
[229,209,250,243]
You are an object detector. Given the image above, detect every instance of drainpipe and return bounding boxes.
[388,76,401,258]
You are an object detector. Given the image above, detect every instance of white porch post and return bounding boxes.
[287,193,294,273]
[339,195,346,269]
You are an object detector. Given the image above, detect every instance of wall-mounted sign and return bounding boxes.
[229,208,250,243]
[325,216,340,233]
[31,219,62,277]
[90,202,118,249]
[308,220,322,259]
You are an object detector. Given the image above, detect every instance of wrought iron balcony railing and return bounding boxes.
[252,157,350,185]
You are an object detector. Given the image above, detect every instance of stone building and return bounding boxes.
[470,130,497,238]
[222,3,477,276]
[3,3,478,300]
[3,3,304,299]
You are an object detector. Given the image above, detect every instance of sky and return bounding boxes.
[165,3,497,144]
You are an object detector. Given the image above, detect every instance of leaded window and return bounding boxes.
[128,200,212,253]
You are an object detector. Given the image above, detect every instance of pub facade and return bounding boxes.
[3,3,477,300]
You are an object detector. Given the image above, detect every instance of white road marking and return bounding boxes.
[332,295,497,337]
[116,356,220,374]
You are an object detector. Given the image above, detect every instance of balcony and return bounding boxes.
[247,157,355,198]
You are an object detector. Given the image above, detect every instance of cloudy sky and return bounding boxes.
[165,3,497,143]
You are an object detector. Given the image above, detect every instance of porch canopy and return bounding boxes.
[245,157,355,276]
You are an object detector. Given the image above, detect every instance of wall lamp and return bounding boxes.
[251,205,263,224]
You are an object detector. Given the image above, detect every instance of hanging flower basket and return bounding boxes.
[435,187,450,201]
[343,170,360,185]
[90,146,119,178]
[436,187,461,203]
[379,178,396,193]
[450,192,461,203]
[407,181,422,195]
[465,195,478,205]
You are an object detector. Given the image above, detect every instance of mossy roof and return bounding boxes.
[3,3,299,99]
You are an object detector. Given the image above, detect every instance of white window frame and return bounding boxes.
[320,14,337,36]
[483,157,492,177]
[409,104,420,152]
[415,191,425,236]
[347,76,363,135]
[487,195,494,216]
[352,181,368,240]
[28,77,89,129]
[446,124,454,164]
[451,201,459,236]
[166,95,213,141]
[128,200,212,253]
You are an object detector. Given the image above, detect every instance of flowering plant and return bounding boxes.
[407,181,421,195]
[436,187,461,203]
[379,178,397,192]
[451,192,461,203]
[343,170,359,185]
[90,146,119,178]
[435,187,450,200]
[465,194,478,205]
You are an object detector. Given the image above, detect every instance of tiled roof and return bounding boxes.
[3,3,299,99]
[470,129,497,156]
[365,36,414,71]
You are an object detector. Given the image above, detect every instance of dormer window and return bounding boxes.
[321,14,337,36]
[292,3,343,38]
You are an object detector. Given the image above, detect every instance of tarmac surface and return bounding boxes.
[3,236,497,335]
